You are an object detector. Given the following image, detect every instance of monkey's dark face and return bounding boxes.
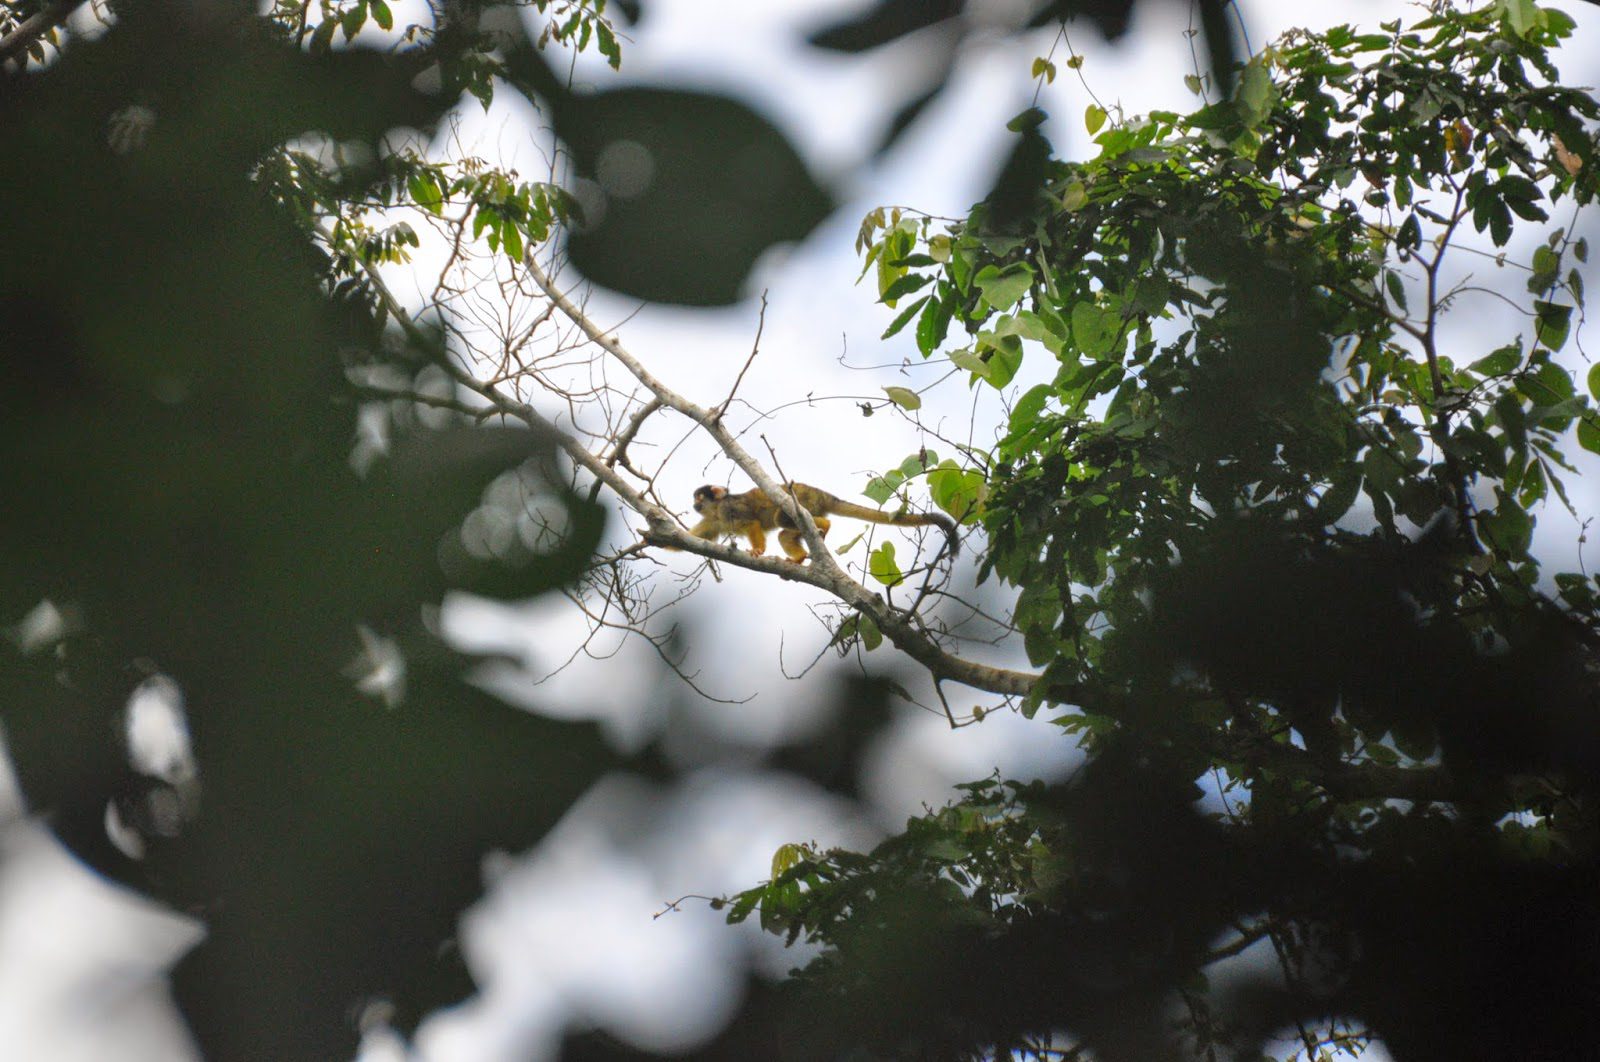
[692,485,727,513]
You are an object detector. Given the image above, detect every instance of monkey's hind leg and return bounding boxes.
[778,517,830,564]
[777,529,807,563]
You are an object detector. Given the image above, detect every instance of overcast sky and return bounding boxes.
[2,1,1597,1060]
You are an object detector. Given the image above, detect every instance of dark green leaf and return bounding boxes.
[1316,470,1362,524]
[881,273,933,303]
[881,295,931,340]
[1533,301,1573,351]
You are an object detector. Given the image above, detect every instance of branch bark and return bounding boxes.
[0,0,84,66]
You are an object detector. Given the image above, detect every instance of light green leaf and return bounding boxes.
[928,465,987,524]
[983,335,1024,388]
[949,348,991,380]
[1236,57,1278,127]
[973,263,1034,311]
[1085,104,1107,134]
[899,452,933,478]
[864,474,902,505]
[869,541,904,587]
[883,386,922,410]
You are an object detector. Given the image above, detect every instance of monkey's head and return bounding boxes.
[692,485,727,513]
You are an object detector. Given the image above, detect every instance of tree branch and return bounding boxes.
[0,0,85,66]
[522,253,1049,700]
[328,236,1512,804]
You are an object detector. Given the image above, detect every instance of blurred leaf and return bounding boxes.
[807,0,962,52]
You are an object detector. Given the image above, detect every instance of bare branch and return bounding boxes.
[715,289,768,421]
[522,253,1048,701]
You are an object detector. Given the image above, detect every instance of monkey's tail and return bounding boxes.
[828,498,959,557]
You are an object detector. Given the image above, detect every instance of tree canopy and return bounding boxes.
[725,5,1600,1059]
[2,1,1599,1060]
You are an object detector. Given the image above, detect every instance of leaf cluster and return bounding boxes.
[752,6,1600,1059]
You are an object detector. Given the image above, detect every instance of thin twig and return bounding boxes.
[715,290,768,422]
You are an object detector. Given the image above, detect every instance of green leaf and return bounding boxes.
[864,474,901,505]
[771,842,807,877]
[1481,490,1534,555]
[1469,344,1521,377]
[725,888,760,924]
[973,263,1034,312]
[596,20,621,68]
[915,295,948,356]
[1236,57,1278,127]
[1008,383,1053,434]
[1085,104,1107,135]
[949,348,991,380]
[1316,470,1362,525]
[1498,0,1541,37]
[1384,270,1407,312]
[309,15,338,53]
[408,172,444,215]
[1518,360,1575,405]
[370,0,393,30]
[1006,106,1047,132]
[869,541,904,587]
[883,386,921,411]
[880,272,933,304]
[341,1,367,41]
[1070,302,1120,358]
[1589,363,1600,400]
[978,334,1024,389]
[1533,301,1573,351]
[857,612,883,651]
[1579,415,1600,456]
[881,295,931,340]
[905,453,938,478]
[927,464,987,523]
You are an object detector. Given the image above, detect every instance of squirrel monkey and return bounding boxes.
[686,482,957,563]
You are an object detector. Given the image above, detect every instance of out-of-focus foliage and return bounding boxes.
[252,0,833,306]
[729,6,1600,1060]
[0,2,622,1057]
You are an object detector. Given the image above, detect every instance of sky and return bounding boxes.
[2,1,1598,1059]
